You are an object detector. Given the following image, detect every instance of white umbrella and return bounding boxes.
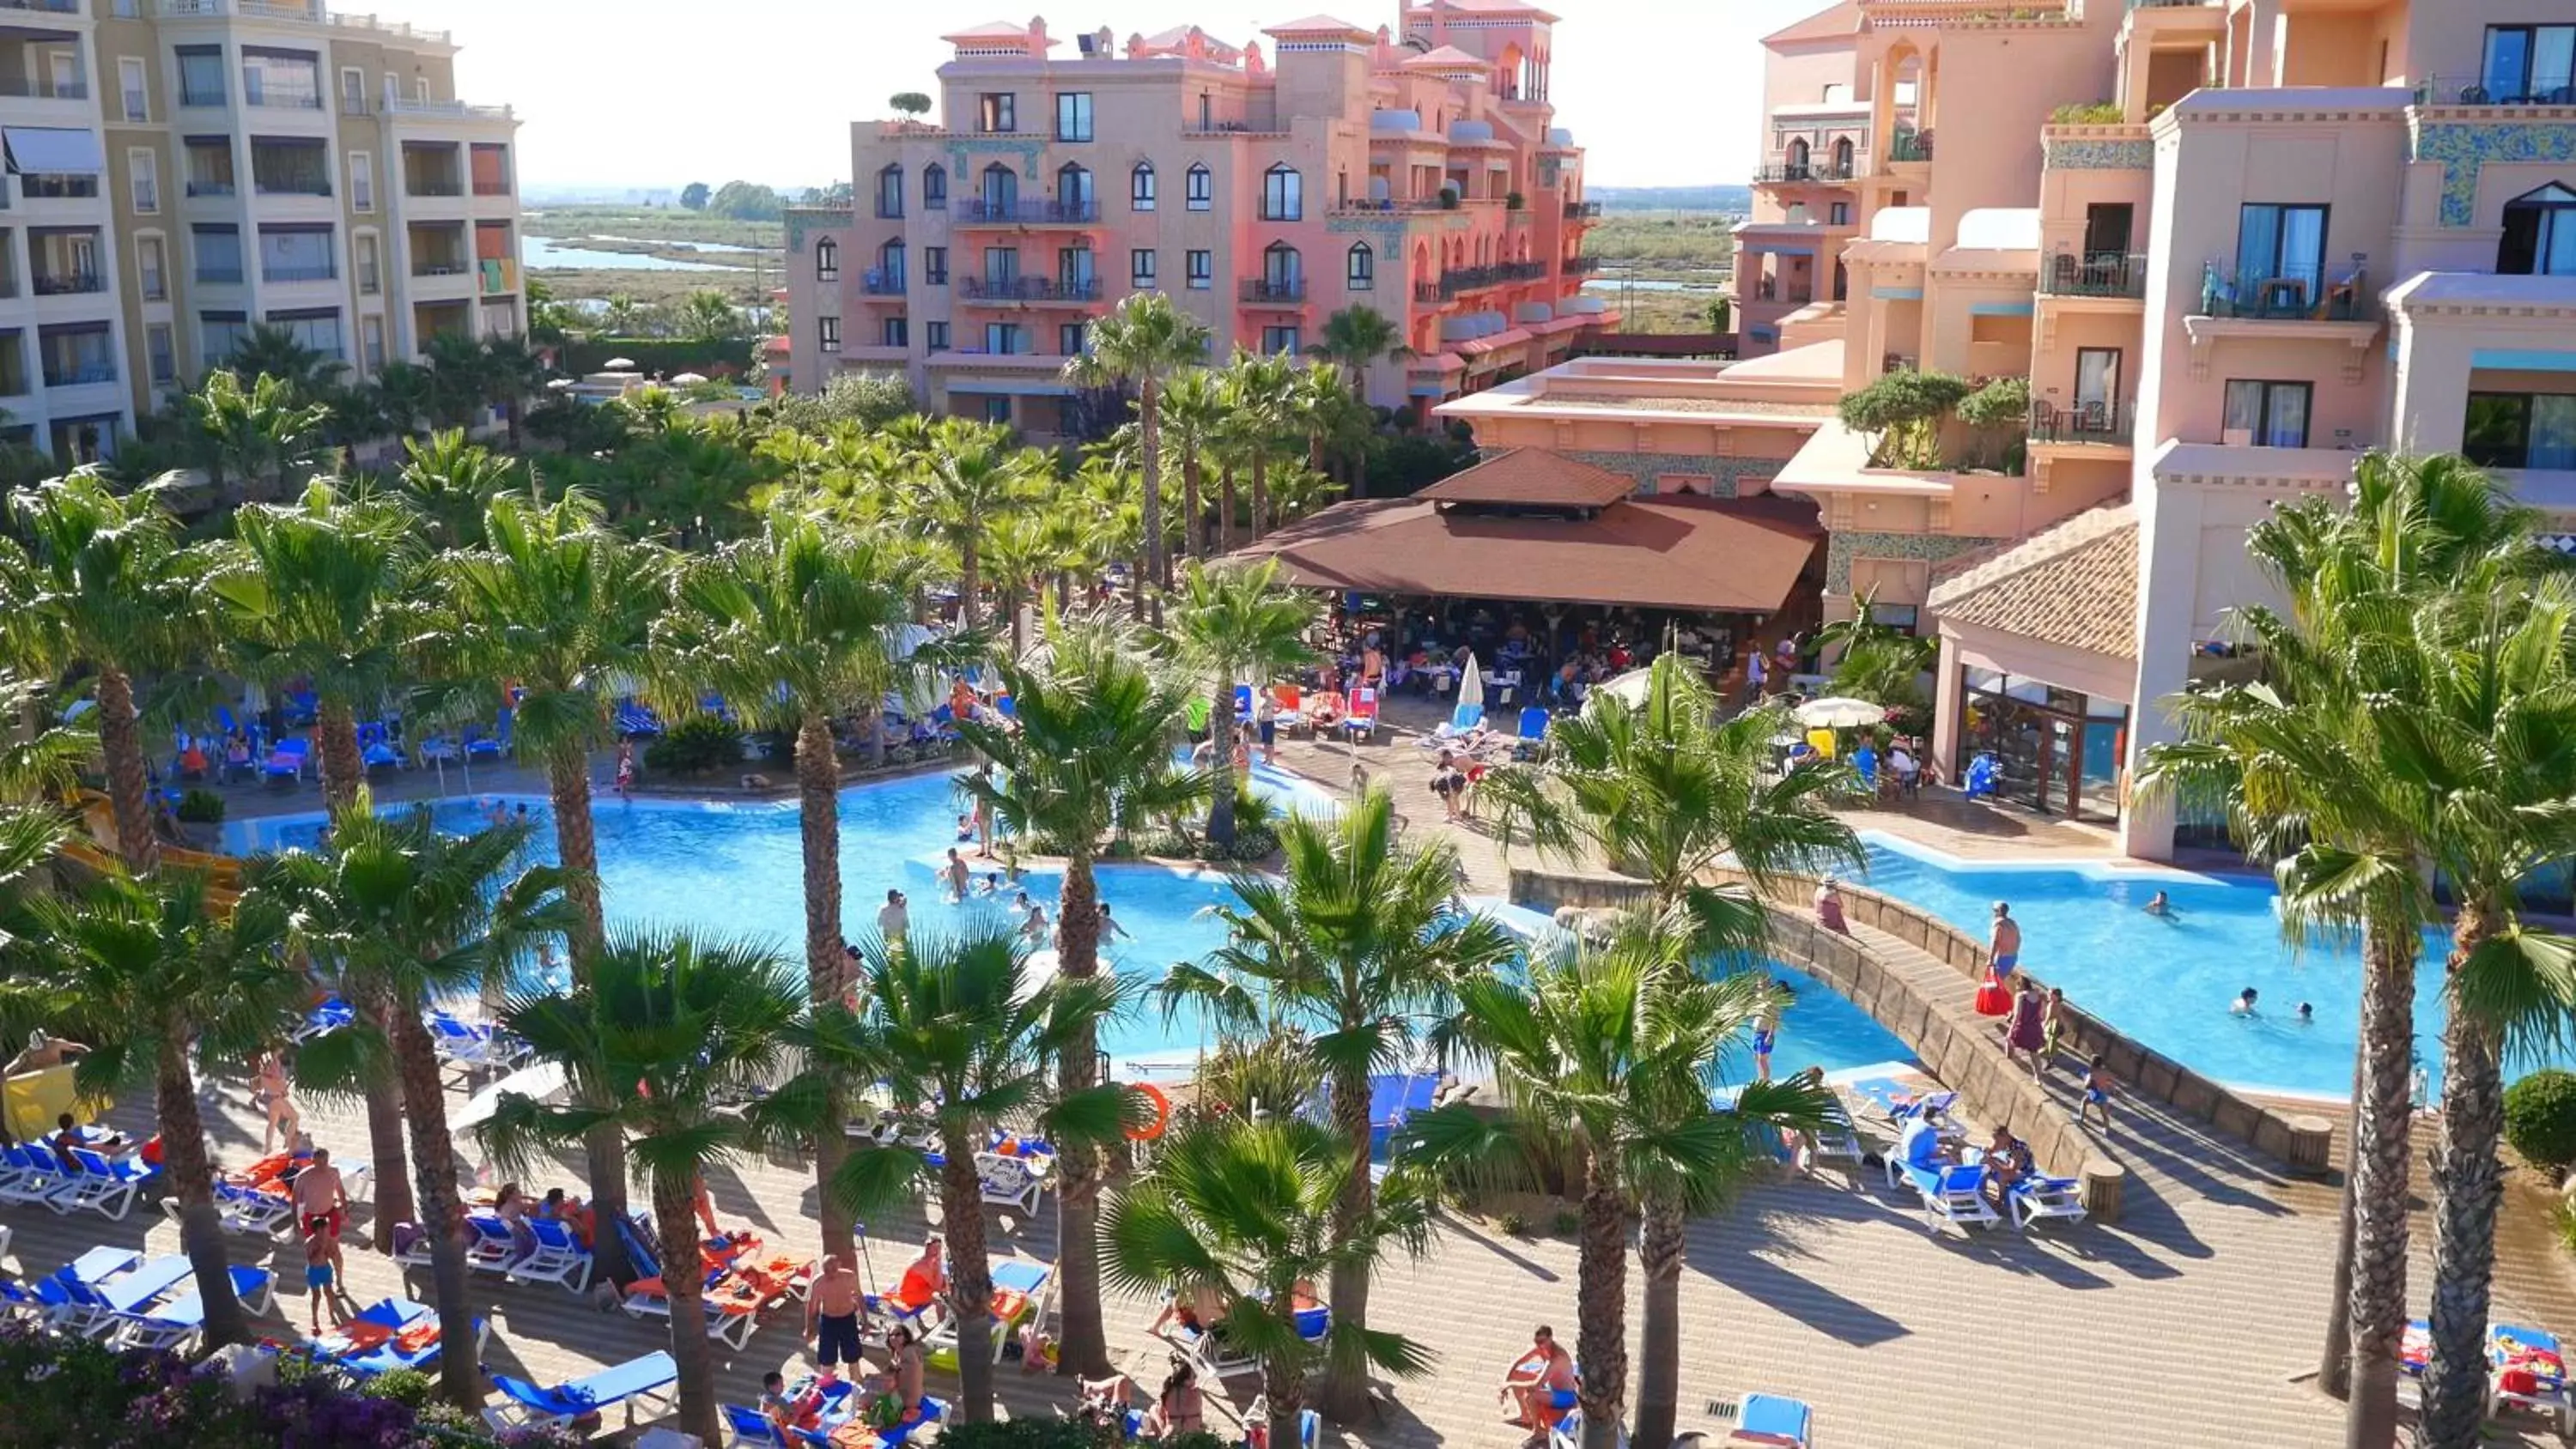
[453,1059,568,1131]
[1451,653,1485,730]
[1599,667,1655,707]
[1794,695,1888,730]
[545,378,574,391]
[670,372,708,385]
[602,357,637,370]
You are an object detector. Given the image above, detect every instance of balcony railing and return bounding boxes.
[1431,261,1550,299]
[197,265,245,285]
[246,86,324,111]
[380,96,513,119]
[1564,200,1601,218]
[957,275,1103,303]
[1564,256,1602,275]
[262,264,336,283]
[2197,263,2369,321]
[186,179,236,197]
[472,179,513,197]
[2413,74,2576,106]
[2028,397,2132,445]
[413,260,471,278]
[1883,353,1917,373]
[2040,251,2147,299]
[863,269,905,295]
[1753,163,1855,184]
[1240,277,1306,305]
[0,1,83,13]
[254,180,332,197]
[0,76,87,100]
[955,198,1100,225]
[41,360,117,388]
[32,271,103,296]
[406,179,465,197]
[1886,131,1934,163]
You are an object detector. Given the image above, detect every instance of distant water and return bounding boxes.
[521,236,745,272]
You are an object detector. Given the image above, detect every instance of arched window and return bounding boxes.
[1784,138,1810,179]
[921,163,946,210]
[1831,136,1854,176]
[1056,162,1093,219]
[2500,181,2576,276]
[877,239,905,288]
[1264,241,1303,292]
[1262,164,1302,221]
[875,164,903,218]
[1186,162,1212,211]
[1346,241,1374,290]
[1131,161,1156,211]
[814,237,839,282]
[980,162,1017,216]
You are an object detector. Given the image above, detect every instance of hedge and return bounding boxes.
[559,337,756,379]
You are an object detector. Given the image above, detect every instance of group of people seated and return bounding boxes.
[1898,1108,2035,1210]
[487,1179,597,1252]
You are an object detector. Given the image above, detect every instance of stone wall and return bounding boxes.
[1508,865,2333,1182]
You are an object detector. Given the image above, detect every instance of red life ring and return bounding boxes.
[1126,1083,1171,1142]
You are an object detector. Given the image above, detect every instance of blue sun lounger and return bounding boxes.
[112,1265,275,1350]
[483,1349,680,1432]
[97,1253,197,1315]
[325,1296,489,1377]
[1884,1156,2000,1234]
[1723,1391,1814,1446]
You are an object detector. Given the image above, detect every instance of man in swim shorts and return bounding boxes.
[1989,900,2021,972]
[1498,1325,1579,1445]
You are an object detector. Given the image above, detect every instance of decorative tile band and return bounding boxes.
[1826,530,2002,593]
[2410,118,2576,227]
[2043,137,2152,171]
[1558,450,1789,499]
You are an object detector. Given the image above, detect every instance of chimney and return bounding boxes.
[1026,15,1048,55]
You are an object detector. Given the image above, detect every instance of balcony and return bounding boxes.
[40,358,115,389]
[406,178,464,198]
[0,75,87,101]
[1753,164,1855,185]
[863,269,905,296]
[0,0,82,11]
[957,276,1103,305]
[1885,131,1934,164]
[186,179,236,198]
[197,265,245,285]
[2195,264,2368,321]
[478,258,518,295]
[1564,256,1602,275]
[1428,261,1550,300]
[2028,397,2132,446]
[381,97,513,121]
[2413,75,2576,107]
[31,270,103,297]
[472,178,512,198]
[2039,251,2147,299]
[253,179,331,198]
[246,84,324,112]
[1564,200,1601,218]
[1240,277,1306,306]
[260,263,336,283]
[954,198,1100,226]
[411,258,471,279]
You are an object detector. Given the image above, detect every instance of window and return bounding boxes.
[2483,26,2576,101]
[981,162,1018,215]
[1262,164,1303,221]
[1055,92,1092,142]
[2500,182,2576,276]
[348,151,372,211]
[1056,162,1092,218]
[984,322,1026,355]
[192,224,242,284]
[184,136,234,197]
[416,76,429,103]
[983,246,1020,286]
[882,316,908,348]
[119,58,148,121]
[983,396,1013,425]
[250,137,330,197]
[926,321,949,351]
[137,235,166,300]
[816,237,840,282]
[1132,248,1157,288]
[198,311,248,366]
[817,316,841,353]
[240,46,323,110]
[878,239,906,288]
[470,143,510,197]
[1060,321,1086,355]
[1131,162,1156,211]
[876,164,903,218]
[1261,325,1302,355]
[176,45,225,108]
[1263,241,1302,295]
[361,314,385,370]
[1830,201,1850,226]
[2221,379,2313,448]
[264,307,343,360]
[1346,241,1373,290]
[979,92,1017,133]
[146,323,176,385]
[355,233,380,294]
[1186,163,1211,211]
[128,149,158,213]
[923,164,946,209]
[258,224,336,283]
[1058,246,1094,290]
[923,246,947,285]
[340,67,366,114]
[1187,248,1212,288]
[37,324,115,387]
[2465,391,2576,470]
[2235,203,2329,305]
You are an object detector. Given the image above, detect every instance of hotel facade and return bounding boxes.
[1434,0,2576,860]
[778,1,1617,438]
[1,0,523,464]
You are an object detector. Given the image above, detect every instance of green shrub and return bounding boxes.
[1229,827,1280,861]
[358,1367,435,1409]
[2506,1069,2576,1169]
[175,788,227,824]
[1838,369,1972,468]
[1506,191,1526,210]
[644,713,745,776]
[2049,100,2123,125]
[1552,1208,1582,1236]
[560,336,755,378]
[1498,1210,1529,1236]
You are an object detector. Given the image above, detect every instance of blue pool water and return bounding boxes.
[1858,836,2573,1098]
[1724,963,1912,1083]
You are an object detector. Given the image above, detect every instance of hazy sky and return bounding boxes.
[437,0,1826,192]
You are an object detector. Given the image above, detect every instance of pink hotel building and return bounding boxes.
[778,2,1616,435]
[1437,0,2576,859]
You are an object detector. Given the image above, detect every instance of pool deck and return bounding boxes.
[119,708,2576,1445]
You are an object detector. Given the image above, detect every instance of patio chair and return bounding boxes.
[1962,752,2001,801]
[1341,687,1381,744]
[111,1265,275,1351]
[357,722,404,773]
[617,699,665,737]
[38,1271,125,1339]
[177,1179,295,1236]
[972,1149,1050,1214]
[925,1258,1054,1370]
[1722,1392,1814,1446]
[416,734,460,764]
[2488,1324,2573,1434]
[1807,1102,1865,1169]
[462,1213,530,1275]
[0,1143,82,1210]
[292,996,355,1044]
[1163,1315,1261,1383]
[62,1147,155,1220]
[1886,1157,2000,1234]
[264,737,310,784]
[1272,684,1304,733]
[95,1254,197,1318]
[337,1301,489,1378]
[2007,1174,2088,1232]
[483,1350,680,1433]
[427,1010,526,1070]
[1234,683,1255,724]
[507,1217,595,1294]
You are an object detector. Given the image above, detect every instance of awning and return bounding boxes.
[3,126,105,176]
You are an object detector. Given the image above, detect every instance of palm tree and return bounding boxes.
[484,930,815,1445]
[1103,1115,1440,1449]
[1221,349,1299,543]
[953,616,1209,1379]
[981,512,1060,658]
[1064,293,1213,597]
[1160,368,1224,561]
[656,513,924,1258]
[1484,654,1864,943]
[2135,451,2545,1445]
[259,803,566,1408]
[1164,560,1319,847]
[0,474,205,873]
[1288,362,1376,497]
[373,361,440,444]
[906,420,1036,630]
[397,429,525,550]
[1401,907,1833,1449]
[185,369,331,502]
[13,869,303,1349]
[1307,305,1413,396]
[222,324,342,400]
[422,332,497,432]
[429,489,669,1278]
[1160,785,1519,1420]
[478,335,551,451]
[799,923,1130,1424]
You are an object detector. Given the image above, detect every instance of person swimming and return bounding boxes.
[975,872,1001,897]
[2296,1001,2314,1023]
[2232,986,2259,1016]
[2143,889,2175,917]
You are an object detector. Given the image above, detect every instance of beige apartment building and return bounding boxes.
[2,0,521,464]
[781,1,1614,438]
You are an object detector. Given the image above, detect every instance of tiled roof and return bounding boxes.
[1764,1,1861,45]
[1265,14,1373,35]
[1403,44,1489,68]
[942,20,1030,39]
[1927,502,2138,660]
[1416,448,1631,506]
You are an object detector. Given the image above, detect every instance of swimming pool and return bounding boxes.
[1858,834,2568,1099]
